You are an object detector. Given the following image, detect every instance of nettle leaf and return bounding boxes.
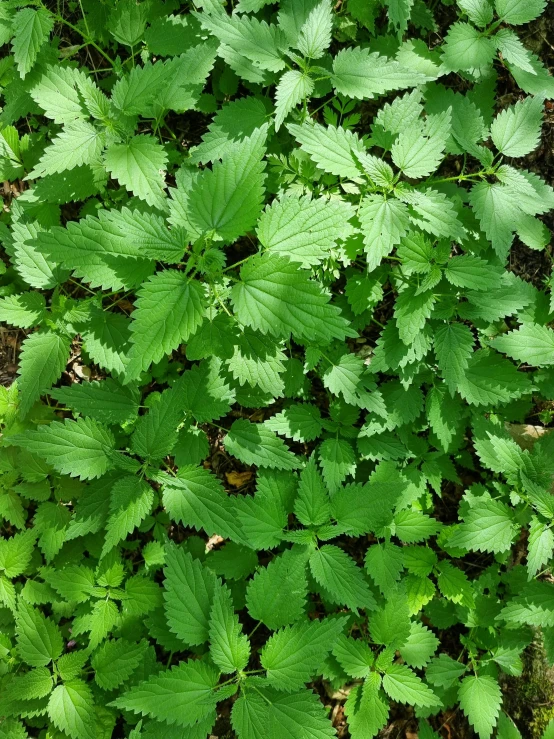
[261,616,348,691]
[344,675,389,739]
[434,323,474,393]
[257,195,354,267]
[29,121,104,178]
[288,120,366,178]
[187,126,267,242]
[225,419,300,471]
[164,546,217,646]
[294,455,330,526]
[232,253,355,343]
[125,272,205,381]
[495,0,546,25]
[47,680,95,739]
[12,8,53,78]
[382,663,438,707]
[110,660,219,727]
[209,583,250,674]
[309,544,376,611]
[491,323,554,367]
[275,71,314,131]
[232,685,337,739]
[458,674,502,738]
[246,547,308,630]
[16,601,63,667]
[92,639,148,690]
[490,95,543,157]
[104,134,167,207]
[161,466,245,543]
[9,417,115,480]
[449,497,519,553]
[17,330,70,417]
[442,22,496,72]
[331,47,424,99]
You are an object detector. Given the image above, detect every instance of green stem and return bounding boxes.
[49,12,118,68]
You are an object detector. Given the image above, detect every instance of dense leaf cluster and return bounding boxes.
[1,0,554,737]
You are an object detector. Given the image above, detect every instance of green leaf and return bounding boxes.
[2,667,53,703]
[359,195,410,270]
[130,388,183,461]
[232,253,354,344]
[468,181,517,259]
[275,71,314,130]
[17,330,70,417]
[288,121,366,178]
[164,545,217,646]
[198,11,288,72]
[261,616,347,691]
[458,0,494,26]
[294,456,330,526]
[232,685,337,739]
[369,594,411,649]
[30,64,88,123]
[36,207,186,270]
[186,126,267,242]
[92,639,148,690]
[391,110,450,179]
[449,496,519,553]
[9,417,115,480]
[266,404,323,443]
[209,582,250,674]
[110,660,219,727]
[398,622,439,668]
[309,544,376,611]
[0,292,46,328]
[344,676,390,739]
[16,601,63,667]
[11,8,53,78]
[364,542,404,595]
[125,272,205,381]
[50,379,139,425]
[442,22,496,72]
[296,0,333,58]
[224,419,301,471]
[48,680,95,739]
[490,95,543,157]
[103,477,154,556]
[494,29,535,73]
[395,287,436,345]
[444,255,503,291]
[458,674,502,738]
[394,509,441,543]
[527,516,554,579]
[104,135,167,208]
[246,548,308,630]
[491,323,554,367]
[29,121,104,178]
[332,634,374,678]
[426,654,466,688]
[494,0,546,24]
[457,349,531,406]
[81,310,131,375]
[331,47,424,99]
[161,467,244,543]
[110,0,147,45]
[318,438,357,492]
[174,360,234,423]
[0,530,36,579]
[382,664,438,707]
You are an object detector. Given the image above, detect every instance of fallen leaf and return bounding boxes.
[225,470,253,487]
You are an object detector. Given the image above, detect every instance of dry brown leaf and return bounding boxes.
[225,470,253,487]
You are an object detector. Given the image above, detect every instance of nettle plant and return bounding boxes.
[0,0,554,737]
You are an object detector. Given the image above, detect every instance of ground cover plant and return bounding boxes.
[1,0,554,737]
